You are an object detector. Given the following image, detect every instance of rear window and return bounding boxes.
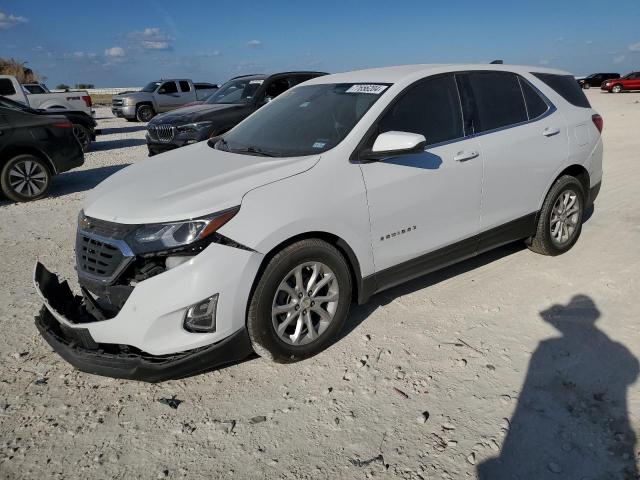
[466,71,528,132]
[0,78,17,96]
[533,73,591,108]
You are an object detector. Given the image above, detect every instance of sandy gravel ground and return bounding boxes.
[1,92,639,480]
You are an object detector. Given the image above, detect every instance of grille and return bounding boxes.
[147,124,175,143]
[76,217,136,283]
[112,98,124,107]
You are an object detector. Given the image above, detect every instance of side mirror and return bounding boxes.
[360,131,426,161]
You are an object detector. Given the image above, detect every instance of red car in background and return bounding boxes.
[601,71,640,93]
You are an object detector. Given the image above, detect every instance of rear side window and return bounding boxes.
[465,71,528,132]
[378,74,463,146]
[0,78,17,96]
[533,73,591,108]
[519,78,549,119]
[179,81,191,92]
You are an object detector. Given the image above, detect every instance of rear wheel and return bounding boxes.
[72,124,91,152]
[1,154,52,202]
[136,104,155,122]
[527,175,585,256]
[612,84,623,93]
[247,239,352,363]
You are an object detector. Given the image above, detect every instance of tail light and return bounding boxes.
[82,95,92,108]
[52,120,73,129]
[592,114,603,133]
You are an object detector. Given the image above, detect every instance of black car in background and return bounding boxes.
[578,73,620,89]
[146,71,327,156]
[0,98,84,202]
[0,96,97,151]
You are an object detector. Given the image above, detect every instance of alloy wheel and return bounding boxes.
[550,189,581,246]
[271,262,340,346]
[73,124,90,150]
[8,159,48,198]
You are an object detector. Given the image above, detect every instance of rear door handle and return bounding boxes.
[454,150,479,162]
[542,126,561,137]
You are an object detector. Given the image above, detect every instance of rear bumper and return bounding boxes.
[587,180,602,209]
[33,262,255,382]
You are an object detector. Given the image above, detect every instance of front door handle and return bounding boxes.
[542,126,561,137]
[454,150,479,162]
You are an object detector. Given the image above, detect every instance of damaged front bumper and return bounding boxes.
[33,235,262,381]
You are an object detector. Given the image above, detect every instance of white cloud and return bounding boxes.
[629,42,640,52]
[104,46,125,58]
[127,27,173,51]
[247,39,262,48]
[0,10,27,29]
[613,54,626,64]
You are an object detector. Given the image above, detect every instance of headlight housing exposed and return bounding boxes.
[176,121,213,134]
[129,207,239,254]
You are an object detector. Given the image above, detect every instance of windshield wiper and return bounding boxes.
[232,146,277,157]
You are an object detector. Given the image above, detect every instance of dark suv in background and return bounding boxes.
[145,71,327,156]
[578,73,620,89]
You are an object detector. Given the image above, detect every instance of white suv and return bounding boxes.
[34,64,603,381]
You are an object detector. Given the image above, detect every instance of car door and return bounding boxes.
[155,81,181,112]
[459,71,568,237]
[628,72,640,90]
[359,73,483,276]
[0,111,13,144]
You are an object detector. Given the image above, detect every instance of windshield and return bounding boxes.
[218,83,389,157]
[141,82,161,93]
[205,78,264,105]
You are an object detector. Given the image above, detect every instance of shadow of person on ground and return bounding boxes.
[477,295,639,479]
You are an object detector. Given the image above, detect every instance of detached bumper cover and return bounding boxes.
[33,263,253,382]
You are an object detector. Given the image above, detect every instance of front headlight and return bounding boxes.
[130,207,239,254]
[176,121,213,133]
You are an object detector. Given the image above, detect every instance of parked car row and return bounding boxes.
[577,71,640,92]
[1,75,93,115]
[33,63,603,381]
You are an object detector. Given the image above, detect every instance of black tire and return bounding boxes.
[247,239,353,363]
[527,175,585,256]
[136,104,155,122]
[1,154,52,202]
[72,124,91,152]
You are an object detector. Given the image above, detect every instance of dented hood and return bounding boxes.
[84,142,320,224]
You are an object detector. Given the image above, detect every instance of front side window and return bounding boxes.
[376,74,463,146]
[0,78,17,96]
[179,81,191,92]
[466,71,528,132]
[205,78,264,105]
[264,78,291,100]
[219,83,387,157]
[159,81,178,94]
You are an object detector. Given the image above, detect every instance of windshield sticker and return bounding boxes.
[346,84,388,94]
[312,141,326,149]
[249,79,264,85]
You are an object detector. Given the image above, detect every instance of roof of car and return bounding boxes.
[228,71,328,82]
[304,64,571,86]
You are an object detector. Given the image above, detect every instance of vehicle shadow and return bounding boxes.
[91,138,146,151]
[477,295,639,479]
[100,126,147,135]
[48,164,130,197]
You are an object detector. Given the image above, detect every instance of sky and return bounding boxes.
[1,0,639,88]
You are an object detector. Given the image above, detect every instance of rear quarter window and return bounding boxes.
[533,73,591,108]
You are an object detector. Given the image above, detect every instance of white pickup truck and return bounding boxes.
[0,75,93,116]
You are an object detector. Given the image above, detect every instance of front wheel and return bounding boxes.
[1,154,52,202]
[612,84,623,93]
[527,175,585,256]
[136,104,155,122]
[247,239,352,363]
